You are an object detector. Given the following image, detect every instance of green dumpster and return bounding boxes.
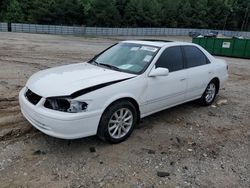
[192,37,250,59]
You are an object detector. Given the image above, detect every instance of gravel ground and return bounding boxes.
[0,32,249,188]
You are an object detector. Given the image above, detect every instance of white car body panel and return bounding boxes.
[19,40,228,139]
[144,68,188,113]
[27,63,135,98]
[186,64,214,99]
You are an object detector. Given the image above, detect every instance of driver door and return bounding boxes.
[144,46,188,114]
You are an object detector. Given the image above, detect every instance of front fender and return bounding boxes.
[102,93,140,111]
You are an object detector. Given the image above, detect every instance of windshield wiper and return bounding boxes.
[98,63,120,71]
[88,60,120,71]
[88,59,99,65]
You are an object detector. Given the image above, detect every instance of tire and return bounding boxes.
[97,100,137,144]
[199,80,218,106]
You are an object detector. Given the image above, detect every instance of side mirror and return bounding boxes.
[149,68,169,77]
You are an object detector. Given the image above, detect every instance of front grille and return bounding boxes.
[25,89,42,105]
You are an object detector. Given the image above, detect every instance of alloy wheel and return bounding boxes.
[108,108,133,139]
[205,82,216,103]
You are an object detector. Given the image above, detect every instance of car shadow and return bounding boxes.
[32,100,202,151]
[137,100,202,130]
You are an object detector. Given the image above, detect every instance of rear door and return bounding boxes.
[144,46,188,113]
[182,46,214,100]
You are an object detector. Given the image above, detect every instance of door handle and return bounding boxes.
[180,78,186,81]
[208,71,213,74]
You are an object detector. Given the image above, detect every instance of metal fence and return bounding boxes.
[11,23,85,35]
[84,27,250,37]
[0,23,8,32]
[0,23,250,38]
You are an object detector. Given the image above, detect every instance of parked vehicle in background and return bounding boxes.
[205,31,219,38]
[189,31,201,38]
[19,40,228,143]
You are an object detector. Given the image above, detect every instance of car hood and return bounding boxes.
[26,62,135,98]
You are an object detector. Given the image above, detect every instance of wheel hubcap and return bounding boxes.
[108,108,133,139]
[205,83,216,103]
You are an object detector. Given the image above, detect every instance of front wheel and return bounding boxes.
[97,100,137,144]
[199,80,218,106]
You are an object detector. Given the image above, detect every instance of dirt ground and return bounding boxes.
[0,32,249,188]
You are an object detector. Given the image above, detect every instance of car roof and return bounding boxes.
[121,40,193,48]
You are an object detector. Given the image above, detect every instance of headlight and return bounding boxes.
[44,98,88,113]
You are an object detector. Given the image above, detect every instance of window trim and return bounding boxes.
[154,46,185,73]
[181,45,210,69]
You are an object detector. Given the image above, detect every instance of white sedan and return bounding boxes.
[19,40,228,143]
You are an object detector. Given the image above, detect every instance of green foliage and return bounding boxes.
[28,0,84,25]
[0,0,249,30]
[124,0,161,27]
[160,0,180,27]
[84,0,121,26]
[3,0,24,22]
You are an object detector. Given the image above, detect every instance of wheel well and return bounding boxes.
[211,77,220,93]
[105,97,141,123]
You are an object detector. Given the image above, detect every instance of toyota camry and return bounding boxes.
[19,40,228,143]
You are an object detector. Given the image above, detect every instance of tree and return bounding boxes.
[124,0,161,27]
[4,0,24,23]
[176,0,192,28]
[84,0,121,26]
[0,0,249,30]
[116,0,129,18]
[124,0,143,26]
[188,0,209,28]
[0,0,8,20]
[140,0,161,27]
[29,0,84,25]
[160,0,180,27]
[19,0,35,23]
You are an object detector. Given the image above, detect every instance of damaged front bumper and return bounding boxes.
[19,87,102,139]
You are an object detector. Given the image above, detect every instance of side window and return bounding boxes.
[155,46,184,72]
[183,46,208,68]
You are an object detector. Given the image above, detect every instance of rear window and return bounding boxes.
[183,46,207,68]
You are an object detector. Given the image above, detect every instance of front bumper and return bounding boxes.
[19,87,102,139]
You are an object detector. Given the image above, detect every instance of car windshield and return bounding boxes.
[90,43,159,74]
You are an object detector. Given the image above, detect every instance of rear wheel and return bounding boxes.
[199,80,218,106]
[97,100,137,144]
